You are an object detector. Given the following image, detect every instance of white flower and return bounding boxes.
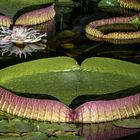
[11,26,46,44]
[0,26,47,58]
[0,26,12,35]
[0,26,11,45]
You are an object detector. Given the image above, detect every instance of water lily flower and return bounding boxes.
[0,26,47,58]
[11,26,46,44]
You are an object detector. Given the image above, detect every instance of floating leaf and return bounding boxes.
[0,137,20,140]
[22,132,47,140]
[34,122,78,134]
[55,0,75,7]
[98,0,119,8]
[0,57,140,105]
[0,0,54,18]
[48,135,86,140]
[0,117,78,135]
[113,118,140,129]
[56,30,76,39]
[0,118,33,132]
[129,17,140,29]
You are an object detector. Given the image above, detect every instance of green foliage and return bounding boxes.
[48,136,86,140]
[0,118,79,139]
[113,118,140,128]
[98,0,119,8]
[0,57,140,105]
[0,0,53,18]
[129,17,140,29]
[0,118,33,132]
[55,0,75,7]
[0,117,78,134]
[0,132,47,140]
[22,132,47,140]
[0,138,20,140]
[0,0,74,18]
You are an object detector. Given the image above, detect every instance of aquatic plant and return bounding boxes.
[74,93,140,123]
[0,26,12,45]
[0,57,140,123]
[0,4,55,27]
[0,85,140,123]
[15,4,55,26]
[0,26,46,58]
[1,56,140,104]
[0,43,45,59]
[0,4,56,58]
[98,0,140,11]
[0,15,12,27]
[85,15,140,44]
[0,117,139,139]
[90,0,140,44]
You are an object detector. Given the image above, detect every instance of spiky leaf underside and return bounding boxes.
[0,0,54,18]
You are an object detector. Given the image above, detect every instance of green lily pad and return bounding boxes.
[22,132,47,140]
[98,0,119,8]
[0,117,78,135]
[0,0,74,18]
[113,118,140,129]
[55,0,75,7]
[0,137,20,140]
[48,135,86,140]
[34,122,77,134]
[0,118,34,132]
[129,17,140,29]
[0,57,140,105]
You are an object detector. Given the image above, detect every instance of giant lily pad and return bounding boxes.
[0,0,54,18]
[0,57,140,105]
[0,0,74,18]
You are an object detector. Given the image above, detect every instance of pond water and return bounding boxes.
[0,0,140,139]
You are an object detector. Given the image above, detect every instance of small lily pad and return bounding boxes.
[98,0,119,8]
[0,118,34,132]
[113,118,140,129]
[48,135,86,140]
[34,122,78,135]
[0,137,20,140]
[129,17,140,29]
[22,132,47,140]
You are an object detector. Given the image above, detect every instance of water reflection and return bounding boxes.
[0,19,56,58]
[0,26,46,58]
[32,19,56,39]
[0,43,45,58]
[0,117,139,140]
[79,122,140,140]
